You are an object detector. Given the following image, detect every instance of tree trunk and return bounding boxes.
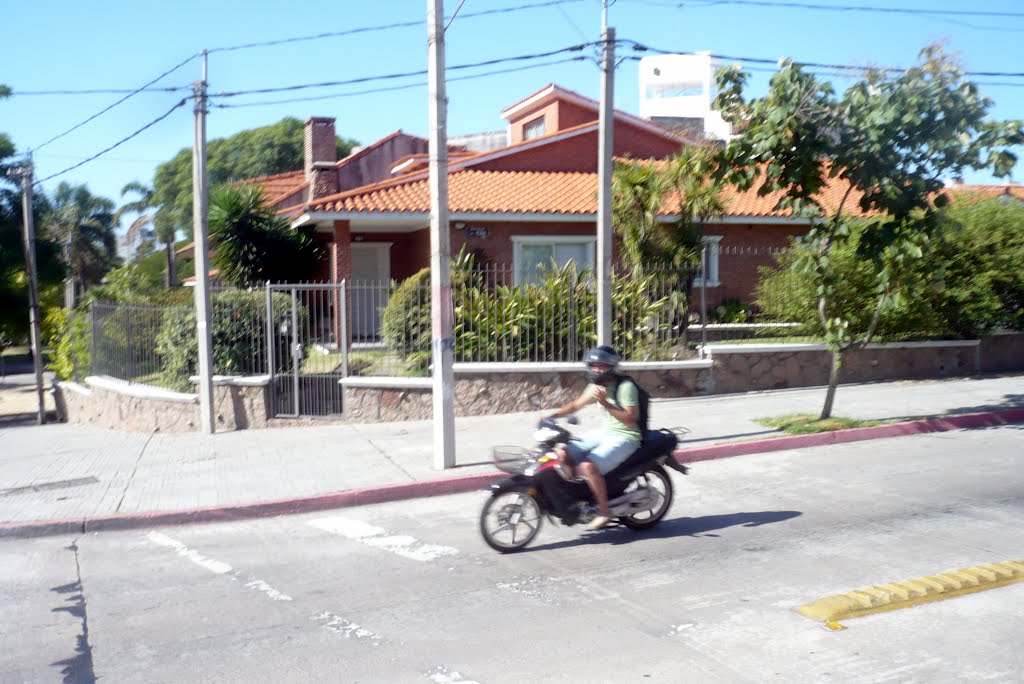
[820,349,843,419]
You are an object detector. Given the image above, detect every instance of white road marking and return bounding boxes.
[244,577,293,602]
[146,531,232,574]
[145,532,291,602]
[308,516,459,562]
[311,611,383,645]
[426,665,480,683]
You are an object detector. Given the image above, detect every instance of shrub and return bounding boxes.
[155,290,304,390]
[709,297,750,324]
[45,307,91,381]
[379,267,432,374]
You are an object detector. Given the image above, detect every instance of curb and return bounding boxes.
[2,408,1022,541]
[674,408,1024,464]
[0,472,503,540]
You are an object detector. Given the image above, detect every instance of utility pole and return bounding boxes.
[192,50,215,434]
[427,0,456,470]
[596,5,615,346]
[18,157,47,424]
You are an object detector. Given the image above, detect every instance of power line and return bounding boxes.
[208,0,585,53]
[210,43,595,99]
[14,85,190,96]
[34,97,190,186]
[216,56,588,108]
[700,0,1024,19]
[623,40,1024,78]
[28,53,199,153]
[621,0,1024,32]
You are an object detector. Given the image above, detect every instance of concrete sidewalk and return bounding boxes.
[1,372,1022,538]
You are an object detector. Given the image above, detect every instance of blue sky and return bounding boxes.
[4,0,1023,228]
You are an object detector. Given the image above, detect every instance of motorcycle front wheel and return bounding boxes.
[619,465,673,530]
[479,489,543,553]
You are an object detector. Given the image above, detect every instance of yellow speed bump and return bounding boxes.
[796,560,1024,625]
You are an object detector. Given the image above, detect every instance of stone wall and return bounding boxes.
[342,362,714,424]
[54,376,270,433]
[707,341,981,395]
[979,332,1024,373]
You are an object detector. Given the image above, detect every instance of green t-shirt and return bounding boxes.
[586,378,642,445]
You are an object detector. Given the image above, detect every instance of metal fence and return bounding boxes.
[80,244,812,412]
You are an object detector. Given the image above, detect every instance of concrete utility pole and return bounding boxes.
[427,0,456,470]
[596,7,615,347]
[192,50,215,434]
[18,158,47,424]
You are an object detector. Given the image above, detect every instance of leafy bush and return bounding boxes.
[925,198,1024,335]
[754,202,1024,341]
[45,307,91,381]
[379,267,433,373]
[709,297,750,324]
[155,290,304,390]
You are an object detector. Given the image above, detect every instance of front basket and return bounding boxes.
[492,446,530,474]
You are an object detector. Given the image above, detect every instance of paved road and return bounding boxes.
[3,426,1021,683]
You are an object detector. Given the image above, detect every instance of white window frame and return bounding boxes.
[512,235,596,285]
[693,235,722,288]
[522,116,546,141]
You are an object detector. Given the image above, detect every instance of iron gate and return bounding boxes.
[266,283,349,418]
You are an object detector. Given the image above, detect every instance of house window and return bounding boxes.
[513,236,595,284]
[522,116,546,140]
[693,235,722,287]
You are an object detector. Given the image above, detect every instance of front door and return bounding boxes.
[350,243,391,340]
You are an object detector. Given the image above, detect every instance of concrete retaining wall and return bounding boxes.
[53,334,1022,430]
[342,361,714,423]
[54,375,270,433]
[707,340,982,395]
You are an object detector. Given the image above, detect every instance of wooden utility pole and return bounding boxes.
[428,0,456,469]
[18,157,47,424]
[192,50,215,434]
[596,7,615,346]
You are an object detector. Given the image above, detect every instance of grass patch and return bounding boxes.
[756,414,886,435]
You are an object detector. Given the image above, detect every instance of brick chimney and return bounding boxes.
[304,117,339,200]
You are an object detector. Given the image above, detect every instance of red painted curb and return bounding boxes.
[2,408,1021,540]
[0,472,503,539]
[674,408,1024,464]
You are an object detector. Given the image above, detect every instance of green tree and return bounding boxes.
[0,155,65,349]
[714,43,1023,417]
[43,182,119,307]
[152,118,358,240]
[209,184,323,287]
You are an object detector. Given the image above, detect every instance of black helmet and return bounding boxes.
[583,345,620,385]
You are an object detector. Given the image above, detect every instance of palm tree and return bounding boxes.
[44,182,118,307]
[115,181,177,288]
[209,184,321,287]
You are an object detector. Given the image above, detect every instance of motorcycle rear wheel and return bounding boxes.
[619,465,673,530]
[480,489,543,553]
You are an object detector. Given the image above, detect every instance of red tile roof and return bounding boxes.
[304,164,1018,220]
[305,165,868,219]
[238,170,306,203]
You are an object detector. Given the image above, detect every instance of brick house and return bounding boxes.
[204,83,1021,337]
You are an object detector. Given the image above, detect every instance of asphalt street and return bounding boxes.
[3,425,1022,683]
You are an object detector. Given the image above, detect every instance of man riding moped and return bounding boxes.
[545,345,641,531]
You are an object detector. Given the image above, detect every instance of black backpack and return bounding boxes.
[613,374,650,434]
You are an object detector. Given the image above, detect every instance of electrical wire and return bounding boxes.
[34,97,190,185]
[28,53,199,154]
[207,0,585,53]
[215,56,588,108]
[14,85,191,96]
[622,40,1024,79]
[210,43,595,98]
[620,0,1024,32]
